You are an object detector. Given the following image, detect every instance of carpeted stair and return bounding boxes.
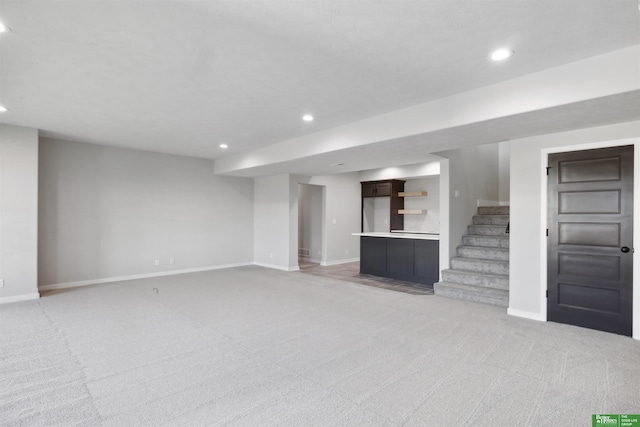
[434,206,509,307]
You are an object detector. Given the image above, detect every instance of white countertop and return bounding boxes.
[352,232,440,240]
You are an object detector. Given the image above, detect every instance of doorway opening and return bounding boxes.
[298,183,324,269]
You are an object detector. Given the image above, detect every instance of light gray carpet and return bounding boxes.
[1,265,639,426]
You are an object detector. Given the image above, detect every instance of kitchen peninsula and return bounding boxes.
[353,232,439,285]
[355,179,440,285]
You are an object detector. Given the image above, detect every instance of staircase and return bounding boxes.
[434,206,509,307]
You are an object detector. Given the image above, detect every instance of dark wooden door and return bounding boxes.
[548,145,633,336]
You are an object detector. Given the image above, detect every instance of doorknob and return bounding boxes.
[621,246,630,253]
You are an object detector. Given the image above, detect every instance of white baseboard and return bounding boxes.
[0,293,40,304]
[253,262,300,272]
[39,263,253,291]
[321,257,360,266]
[507,307,546,322]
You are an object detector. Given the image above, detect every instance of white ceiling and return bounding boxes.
[224,91,640,177]
[0,0,639,173]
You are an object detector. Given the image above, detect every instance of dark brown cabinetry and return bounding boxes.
[362,182,391,197]
[361,180,405,232]
[360,236,439,285]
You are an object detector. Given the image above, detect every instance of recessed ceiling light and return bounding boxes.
[0,23,11,33]
[302,114,314,122]
[0,105,7,112]
[219,143,228,149]
[490,48,514,61]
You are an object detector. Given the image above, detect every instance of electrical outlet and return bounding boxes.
[0,279,4,288]
[346,249,349,254]
[154,259,160,266]
[170,257,175,265]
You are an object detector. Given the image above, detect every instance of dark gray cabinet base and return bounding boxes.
[360,236,439,285]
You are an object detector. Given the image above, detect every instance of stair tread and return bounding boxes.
[434,282,509,307]
[468,225,509,235]
[436,281,509,294]
[442,268,509,278]
[472,215,510,225]
[451,256,509,265]
[464,236,510,243]
[442,269,509,290]
[442,268,509,279]
[458,245,509,251]
[465,234,510,238]
[456,247,510,261]
[478,206,510,214]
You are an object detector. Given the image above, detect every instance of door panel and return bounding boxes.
[557,283,620,313]
[558,222,620,247]
[548,145,633,336]
[557,253,620,280]
[558,190,621,213]
[559,156,621,182]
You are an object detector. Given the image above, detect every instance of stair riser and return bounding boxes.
[434,283,508,308]
[478,206,510,215]
[442,271,508,289]
[462,236,510,248]
[451,259,509,275]
[472,215,509,225]
[457,247,509,261]
[468,225,509,236]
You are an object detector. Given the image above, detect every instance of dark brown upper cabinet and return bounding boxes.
[362,182,392,197]
[361,179,405,231]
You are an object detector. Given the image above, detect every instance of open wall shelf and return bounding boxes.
[398,209,427,215]
[398,191,428,197]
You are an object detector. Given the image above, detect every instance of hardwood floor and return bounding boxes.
[298,260,434,295]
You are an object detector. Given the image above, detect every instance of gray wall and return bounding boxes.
[403,177,440,233]
[439,143,500,260]
[38,139,254,286]
[253,174,293,270]
[255,173,360,270]
[498,141,510,203]
[0,124,39,301]
[509,121,639,331]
